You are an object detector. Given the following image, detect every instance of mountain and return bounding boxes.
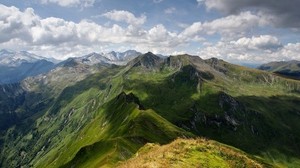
[69,50,142,66]
[0,49,57,84]
[0,49,48,66]
[258,60,300,79]
[104,50,141,62]
[1,52,300,167]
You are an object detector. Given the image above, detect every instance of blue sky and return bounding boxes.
[1,0,300,63]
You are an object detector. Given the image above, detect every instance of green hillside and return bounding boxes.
[258,60,300,79]
[117,138,269,168]
[1,53,300,167]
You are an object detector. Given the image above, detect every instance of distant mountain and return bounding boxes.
[258,60,300,79]
[65,52,112,66]
[0,50,155,84]
[104,50,141,62]
[0,49,57,84]
[0,49,56,67]
[63,50,142,66]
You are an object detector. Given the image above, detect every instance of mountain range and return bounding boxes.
[258,60,300,80]
[0,51,300,167]
[0,49,141,84]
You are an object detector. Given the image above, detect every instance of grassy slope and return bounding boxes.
[61,55,300,167]
[2,54,300,168]
[59,93,192,168]
[117,138,270,168]
[121,56,300,167]
[43,55,300,167]
[258,61,300,79]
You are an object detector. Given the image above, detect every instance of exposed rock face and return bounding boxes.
[178,92,246,133]
[205,57,228,74]
[117,92,145,110]
[218,92,243,128]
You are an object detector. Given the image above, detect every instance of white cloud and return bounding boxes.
[231,35,282,50]
[196,0,204,5]
[153,0,164,3]
[1,4,298,63]
[0,5,186,59]
[102,10,146,25]
[180,22,202,38]
[201,0,300,29]
[197,35,299,63]
[181,11,267,40]
[164,7,176,14]
[0,5,39,43]
[40,0,95,8]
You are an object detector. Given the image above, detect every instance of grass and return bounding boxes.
[117,138,269,168]
[1,54,300,168]
[58,92,192,168]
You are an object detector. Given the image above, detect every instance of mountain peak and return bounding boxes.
[0,49,52,67]
[130,52,162,68]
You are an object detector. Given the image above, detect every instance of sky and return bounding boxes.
[1,0,300,63]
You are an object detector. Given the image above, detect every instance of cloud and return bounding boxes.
[153,0,164,3]
[196,0,204,5]
[197,35,299,63]
[181,11,267,39]
[40,0,95,8]
[0,4,186,59]
[1,4,298,63]
[201,0,300,29]
[164,7,176,14]
[102,10,146,25]
[0,5,39,43]
[231,35,282,50]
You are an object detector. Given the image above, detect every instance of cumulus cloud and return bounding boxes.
[197,35,298,63]
[0,5,39,43]
[201,0,300,29]
[1,4,298,62]
[0,4,186,59]
[181,11,267,40]
[231,35,282,50]
[102,10,146,25]
[40,0,95,8]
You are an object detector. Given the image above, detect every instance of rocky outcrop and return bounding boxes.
[117,92,145,110]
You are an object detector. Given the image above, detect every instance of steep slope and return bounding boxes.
[1,53,300,167]
[123,54,300,167]
[258,60,300,79]
[118,138,269,168]
[59,92,192,168]
[0,49,56,84]
[0,60,55,84]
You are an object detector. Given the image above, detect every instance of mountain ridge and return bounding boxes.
[258,60,300,80]
[0,52,300,167]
